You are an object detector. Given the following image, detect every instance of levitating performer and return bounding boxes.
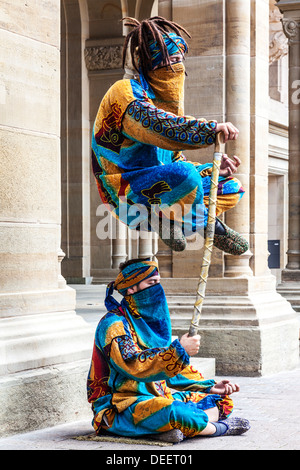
[91,17,248,254]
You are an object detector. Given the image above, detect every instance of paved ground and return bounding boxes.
[1,362,299,451]
[1,285,299,453]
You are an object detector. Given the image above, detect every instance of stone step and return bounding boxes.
[171,336,215,378]
[189,357,216,378]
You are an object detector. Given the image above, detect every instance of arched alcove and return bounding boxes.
[61,0,91,283]
[61,0,157,283]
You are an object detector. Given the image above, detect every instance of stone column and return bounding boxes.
[224,0,253,277]
[0,1,93,437]
[139,232,156,259]
[276,0,300,313]
[112,222,127,269]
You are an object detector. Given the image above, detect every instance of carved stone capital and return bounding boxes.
[281,17,300,43]
[84,45,123,71]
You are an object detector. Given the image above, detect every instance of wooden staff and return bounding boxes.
[188,132,225,337]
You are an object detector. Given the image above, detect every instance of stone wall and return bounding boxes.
[0,0,94,438]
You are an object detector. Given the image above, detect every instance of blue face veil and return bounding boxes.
[105,260,172,349]
[123,283,172,349]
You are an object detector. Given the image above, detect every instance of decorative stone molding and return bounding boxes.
[58,248,67,288]
[270,0,289,62]
[84,45,123,71]
[281,17,300,43]
[270,30,289,62]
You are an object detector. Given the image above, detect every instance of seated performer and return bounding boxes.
[91,16,248,254]
[87,259,250,441]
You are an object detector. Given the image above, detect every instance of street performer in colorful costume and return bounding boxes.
[91,16,248,254]
[87,259,250,441]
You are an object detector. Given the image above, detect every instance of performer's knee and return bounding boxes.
[169,400,209,437]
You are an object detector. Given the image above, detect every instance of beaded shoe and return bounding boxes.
[213,218,249,256]
[157,217,248,255]
[219,417,251,436]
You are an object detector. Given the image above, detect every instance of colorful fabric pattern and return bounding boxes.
[87,307,233,437]
[113,260,158,296]
[125,100,215,147]
[91,78,244,234]
[87,281,234,438]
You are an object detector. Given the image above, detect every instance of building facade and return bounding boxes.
[0,0,299,436]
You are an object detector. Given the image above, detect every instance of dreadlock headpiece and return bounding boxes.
[121,16,191,90]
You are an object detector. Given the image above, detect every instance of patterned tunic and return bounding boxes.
[91,78,244,232]
[92,80,244,232]
[87,304,234,438]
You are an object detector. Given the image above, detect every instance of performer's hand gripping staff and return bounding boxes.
[188,132,225,338]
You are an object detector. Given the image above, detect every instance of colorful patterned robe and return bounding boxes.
[87,304,234,438]
[91,78,244,231]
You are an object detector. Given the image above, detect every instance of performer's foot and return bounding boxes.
[158,220,187,252]
[157,217,248,255]
[213,218,249,256]
[217,417,251,436]
[151,428,186,443]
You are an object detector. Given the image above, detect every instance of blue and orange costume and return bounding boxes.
[87,260,234,438]
[91,33,245,238]
[87,26,248,439]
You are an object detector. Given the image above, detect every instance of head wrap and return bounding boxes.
[148,32,188,69]
[139,32,188,99]
[104,259,170,349]
[123,32,188,99]
[105,259,159,310]
[115,260,159,295]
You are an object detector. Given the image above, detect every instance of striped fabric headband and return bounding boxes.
[149,32,188,69]
[114,260,159,295]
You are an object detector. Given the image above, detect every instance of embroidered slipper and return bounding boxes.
[218,417,251,436]
[213,219,249,256]
[156,217,248,255]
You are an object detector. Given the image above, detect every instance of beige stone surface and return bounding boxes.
[173,0,225,57]
[0,360,92,438]
[0,310,93,375]
[0,128,60,223]
[0,0,60,47]
[0,0,96,438]
[278,2,300,283]
[0,287,76,319]
[0,29,60,136]
[0,224,60,292]
[185,56,225,117]
[165,274,299,375]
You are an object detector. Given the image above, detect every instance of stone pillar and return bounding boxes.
[0,1,93,437]
[112,222,127,269]
[276,0,300,313]
[162,0,299,376]
[224,0,253,277]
